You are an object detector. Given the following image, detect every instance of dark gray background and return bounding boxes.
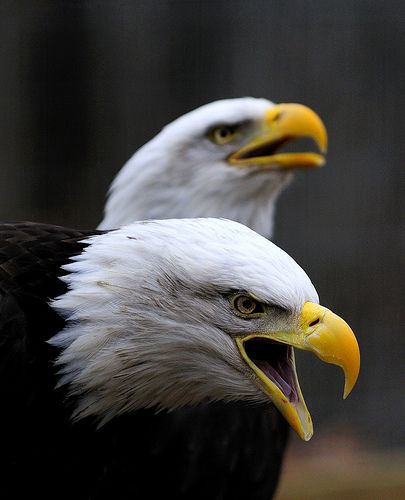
[0,1,404,451]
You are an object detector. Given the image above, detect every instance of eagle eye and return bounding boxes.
[208,125,239,145]
[231,294,264,318]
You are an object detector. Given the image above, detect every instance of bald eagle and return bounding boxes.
[0,219,359,499]
[99,98,327,237]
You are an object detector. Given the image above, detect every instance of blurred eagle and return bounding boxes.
[0,219,359,499]
[99,97,327,237]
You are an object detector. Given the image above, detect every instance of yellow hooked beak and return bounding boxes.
[229,103,328,170]
[236,302,360,441]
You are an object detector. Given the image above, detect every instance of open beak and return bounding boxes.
[236,302,360,441]
[229,103,328,170]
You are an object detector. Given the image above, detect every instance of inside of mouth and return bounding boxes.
[238,137,292,159]
[244,338,299,403]
[237,136,319,159]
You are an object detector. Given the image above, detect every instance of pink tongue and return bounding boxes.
[254,359,298,403]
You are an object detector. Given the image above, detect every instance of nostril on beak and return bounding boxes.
[309,318,320,327]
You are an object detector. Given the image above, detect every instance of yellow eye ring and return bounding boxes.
[208,125,238,145]
[231,294,264,318]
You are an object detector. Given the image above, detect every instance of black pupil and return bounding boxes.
[219,128,230,137]
[241,299,254,311]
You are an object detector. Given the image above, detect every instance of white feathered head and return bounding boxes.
[99,98,327,238]
[51,218,358,441]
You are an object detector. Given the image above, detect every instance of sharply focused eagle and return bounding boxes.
[99,97,327,237]
[0,219,359,499]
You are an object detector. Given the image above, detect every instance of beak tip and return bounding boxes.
[343,369,360,399]
[302,428,314,441]
[343,381,355,400]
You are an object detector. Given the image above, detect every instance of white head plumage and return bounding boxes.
[99,98,327,238]
[51,218,317,424]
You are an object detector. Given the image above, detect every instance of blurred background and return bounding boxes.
[1,1,404,497]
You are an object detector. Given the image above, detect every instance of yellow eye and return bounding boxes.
[208,125,238,145]
[231,294,264,317]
